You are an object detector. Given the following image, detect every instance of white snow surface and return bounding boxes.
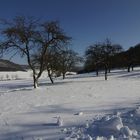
[0,69,140,139]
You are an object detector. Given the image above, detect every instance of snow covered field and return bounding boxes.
[0,69,140,140]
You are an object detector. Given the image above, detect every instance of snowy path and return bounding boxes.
[0,70,140,139]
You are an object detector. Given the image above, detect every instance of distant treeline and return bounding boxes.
[82,39,140,80]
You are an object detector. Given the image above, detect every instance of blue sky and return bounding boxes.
[0,0,140,64]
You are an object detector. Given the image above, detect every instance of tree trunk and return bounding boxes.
[62,72,65,79]
[33,74,38,88]
[105,65,108,80]
[127,66,130,72]
[48,69,54,84]
[96,70,99,76]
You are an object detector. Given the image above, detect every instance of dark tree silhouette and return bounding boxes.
[85,39,123,80]
[0,16,71,88]
[102,39,123,80]
[56,48,81,79]
[85,43,103,76]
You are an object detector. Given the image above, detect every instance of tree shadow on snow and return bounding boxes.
[117,71,140,79]
[1,102,140,140]
[0,104,80,139]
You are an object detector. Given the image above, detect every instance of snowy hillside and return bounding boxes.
[0,69,140,139]
[0,59,24,71]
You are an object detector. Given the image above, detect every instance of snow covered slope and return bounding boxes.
[0,69,140,139]
[0,59,24,71]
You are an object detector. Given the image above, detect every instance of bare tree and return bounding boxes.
[85,39,123,80]
[102,39,122,80]
[0,16,71,88]
[49,48,81,79]
[85,43,103,76]
[43,46,60,84]
[30,21,71,85]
